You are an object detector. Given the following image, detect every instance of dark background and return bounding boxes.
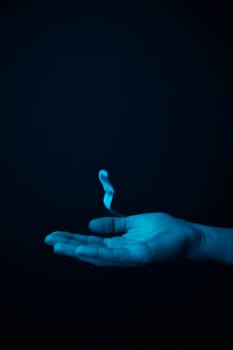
[0,0,233,347]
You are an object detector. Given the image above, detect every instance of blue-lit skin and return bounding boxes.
[44,169,233,267]
[44,213,204,267]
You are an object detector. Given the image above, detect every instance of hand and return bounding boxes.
[44,212,203,267]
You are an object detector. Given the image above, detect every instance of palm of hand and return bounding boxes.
[45,212,198,267]
[108,213,197,263]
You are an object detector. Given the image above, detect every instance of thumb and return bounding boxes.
[88,216,128,234]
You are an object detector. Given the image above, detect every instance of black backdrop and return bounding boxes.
[1,0,233,347]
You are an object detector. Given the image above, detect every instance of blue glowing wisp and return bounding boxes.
[98,169,124,217]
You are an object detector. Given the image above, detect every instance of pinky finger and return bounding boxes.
[76,255,120,267]
[77,255,138,268]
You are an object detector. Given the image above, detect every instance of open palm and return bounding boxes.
[45,212,202,267]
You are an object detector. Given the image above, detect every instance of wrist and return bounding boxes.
[189,222,233,265]
[189,223,218,261]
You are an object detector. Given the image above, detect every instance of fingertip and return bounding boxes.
[88,220,93,229]
[88,218,107,233]
[44,231,59,244]
[44,234,53,244]
[88,220,96,231]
